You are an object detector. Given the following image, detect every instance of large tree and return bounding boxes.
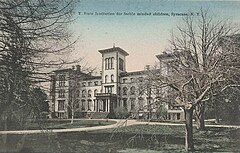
[151,10,239,151]
[0,0,77,152]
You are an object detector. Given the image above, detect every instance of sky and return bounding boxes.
[69,0,240,73]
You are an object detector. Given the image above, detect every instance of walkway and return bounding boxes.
[0,119,239,135]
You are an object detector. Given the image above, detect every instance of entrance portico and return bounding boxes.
[95,93,117,114]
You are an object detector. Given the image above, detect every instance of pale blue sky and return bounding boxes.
[69,0,240,72]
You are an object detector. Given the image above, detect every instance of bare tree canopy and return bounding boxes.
[0,0,78,151]
[149,10,240,151]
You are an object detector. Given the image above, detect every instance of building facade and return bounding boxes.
[49,47,184,120]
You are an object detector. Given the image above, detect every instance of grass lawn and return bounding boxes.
[1,124,240,153]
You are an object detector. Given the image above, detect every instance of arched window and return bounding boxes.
[130,78,135,83]
[94,89,98,96]
[105,75,109,83]
[130,98,136,110]
[123,87,128,95]
[138,97,144,110]
[58,89,65,98]
[82,90,86,97]
[111,74,114,82]
[130,86,136,95]
[81,99,86,111]
[76,90,80,97]
[88,90,92,97]
[111,57,114,69]
[105,58,108,69]
[108,58,111,69]
[118,87,121,95]
[87,99,92,111]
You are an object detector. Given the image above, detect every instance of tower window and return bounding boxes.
[105,86,113,93]
[119,58,124,71]
[58,100,65,111]
[105,57,114,70]
[94,89,98,96]
[58,89,65,98]
[111,74,114,82]
[105,75,109,83]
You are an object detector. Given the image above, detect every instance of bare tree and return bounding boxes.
[0,0,77,152]
[150,10,239,151]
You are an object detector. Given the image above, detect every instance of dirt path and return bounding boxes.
[0,119,239,135]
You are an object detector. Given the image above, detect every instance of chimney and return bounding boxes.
[145,65,150,70]
[76,65,81,71]
[72,66,75,70]
[100,71,102,76]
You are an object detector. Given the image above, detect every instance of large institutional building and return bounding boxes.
[49,47,184,120]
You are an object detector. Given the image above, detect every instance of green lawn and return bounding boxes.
[1,124,240,153]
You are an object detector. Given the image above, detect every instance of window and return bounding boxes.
[108,58,111,69]
[123,98,127,109]
[105,86,113,93]
[94,81,98,86]
[123,87,128,95]
[59,81,65,87]
[105,58,108,70]
[82,90,86,97]
[130,98,135,110]
[138,97,144,109]
[118,87,121,95]
[59,75,65,81]
[81,100,85,111]
[94,89,98,96]
[76,90,80,97]
[177,113,181,120]
[87,100,92,111]
[88,82,92,86]
[130,86,136,95]
[138,77,143,82]
[122,78,127,83]
[59,75,66,87]
[105,57,114,70]
[130,78,135,83]
[119,58,124,71]
[58,100,65,111]
[111,57,114,69]
[105,75,109,83]
[88,90,92,97]
[58,89,65,98]
[111,74,114,82]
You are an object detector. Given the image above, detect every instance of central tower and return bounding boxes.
[98,46,129,95]
[94,46,129,116]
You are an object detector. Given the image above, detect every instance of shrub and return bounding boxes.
[114,106,129,119]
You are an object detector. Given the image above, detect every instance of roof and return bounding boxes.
[120,68,162,77]
[53,68,73,73]
[82,76,101,81]
[98,47,129,56]
[120,70,147,77]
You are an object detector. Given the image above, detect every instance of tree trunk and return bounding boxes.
[71,111,74,124]
[195,102,205,130]
[214,100,220,124]
[185,108,194,152]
